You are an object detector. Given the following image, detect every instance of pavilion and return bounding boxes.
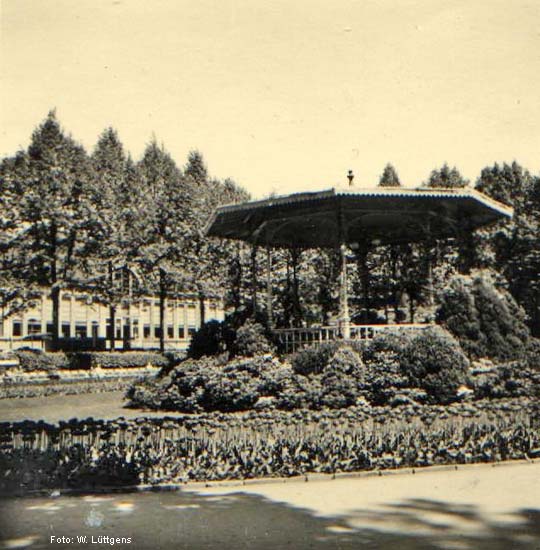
[205,184,513,350]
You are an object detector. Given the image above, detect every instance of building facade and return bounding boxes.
[0,290,225,352]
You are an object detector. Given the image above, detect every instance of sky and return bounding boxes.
[1,0,540,198]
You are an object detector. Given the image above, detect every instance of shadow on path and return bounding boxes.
[1,489,539,549]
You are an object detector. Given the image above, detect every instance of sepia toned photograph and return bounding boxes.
[1,1,539,548]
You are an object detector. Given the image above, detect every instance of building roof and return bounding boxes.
[205,186,513,248]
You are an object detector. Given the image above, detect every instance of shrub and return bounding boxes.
[527,338,540,369]
[290,342,340,376]
[362,333,411,405]
[320,347,364,408]
[128,355,290,413]
[187,320,226,359]
[71,352,170,370]
[436,272,530,361]
[471,361,540,399]
[233,320,274,357]
[400,328,470,404]
[11,349,69,373]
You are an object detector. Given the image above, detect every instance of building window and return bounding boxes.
[154,326,162,339]
[27,319,41,335]
[143,324,151,339]
[115,319,122,339]
[75,323,87,338]
[188,326,196,336]
[132,319,139,339]
[46,322,54,335]
[61,323,71,338]
[167,325,174,339]
[12,320,22,337]
[178,326,185,339]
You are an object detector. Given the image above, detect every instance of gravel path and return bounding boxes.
[0,461,538,549]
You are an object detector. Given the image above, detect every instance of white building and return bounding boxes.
[0,290,225,352]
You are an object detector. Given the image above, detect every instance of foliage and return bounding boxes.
[471,361,540,400]
[10,349,69,373]
[233,320,274,357]
[475,165,540,337]
[362,332,412,404]
[128,355,289,413]
[527,338,540,369]
[378,163,401,187]
[10,111,100,347]
[72,352,170,370]
[424,163,469,188]
[319,346,365,408]
[400,328,470,404]
[187,320,227,359]
[290,342,340,376]
[436,272,530,361]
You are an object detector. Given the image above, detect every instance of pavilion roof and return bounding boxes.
[205,187,513,249]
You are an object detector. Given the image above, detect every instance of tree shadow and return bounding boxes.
[0,490,539,549]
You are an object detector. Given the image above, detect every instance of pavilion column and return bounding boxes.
[266,248,274,328]
[338,243,351,339]
[424,221,434,306]
[251,245,258,317]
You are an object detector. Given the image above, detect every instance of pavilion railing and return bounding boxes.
[273,323,433,353]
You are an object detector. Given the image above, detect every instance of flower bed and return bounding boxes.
[0,350,173,374]
[1,397,538,494]
[0,367,159,399]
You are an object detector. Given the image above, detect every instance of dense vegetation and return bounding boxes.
[1,349,171,373]
[1,114,539,355]
[128,325,540,413]
[1,398,538,492]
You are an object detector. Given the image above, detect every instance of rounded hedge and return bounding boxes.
[400,328,470,404]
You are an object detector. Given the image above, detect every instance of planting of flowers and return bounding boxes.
[1,397,539,493]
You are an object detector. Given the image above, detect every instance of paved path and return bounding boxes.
[1,461,539,549]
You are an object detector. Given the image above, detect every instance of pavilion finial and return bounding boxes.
[347,170,354,186]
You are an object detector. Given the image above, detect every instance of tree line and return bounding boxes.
[1,112,539,350]
[0,111,248,350]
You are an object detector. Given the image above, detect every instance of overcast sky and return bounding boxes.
[1,0,539,197]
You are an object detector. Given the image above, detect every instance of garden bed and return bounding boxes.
[1,397,538,494]
[0,367,159,399]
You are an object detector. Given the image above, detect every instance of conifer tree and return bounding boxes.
[378,163,401,187]
[17,111,98,348]
[90,128,143,349]
[185,150,208,184]
[137,140,195,351]
[425,163,469,188]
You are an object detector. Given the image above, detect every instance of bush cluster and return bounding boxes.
[362,333,411,405]
[71,352,169,370]
[436,272,530,361]
[471,361,540,400]
[129,328,478,412]
[187,318,274,360]
[11,349,69,373]
[129,345,371,412]
[1,349,171,373]
[128,355,290,412]
[400,328,470,404]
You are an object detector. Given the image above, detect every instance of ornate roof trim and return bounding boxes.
[204,186,513,235]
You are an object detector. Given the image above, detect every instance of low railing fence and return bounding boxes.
[273,323,432,353]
